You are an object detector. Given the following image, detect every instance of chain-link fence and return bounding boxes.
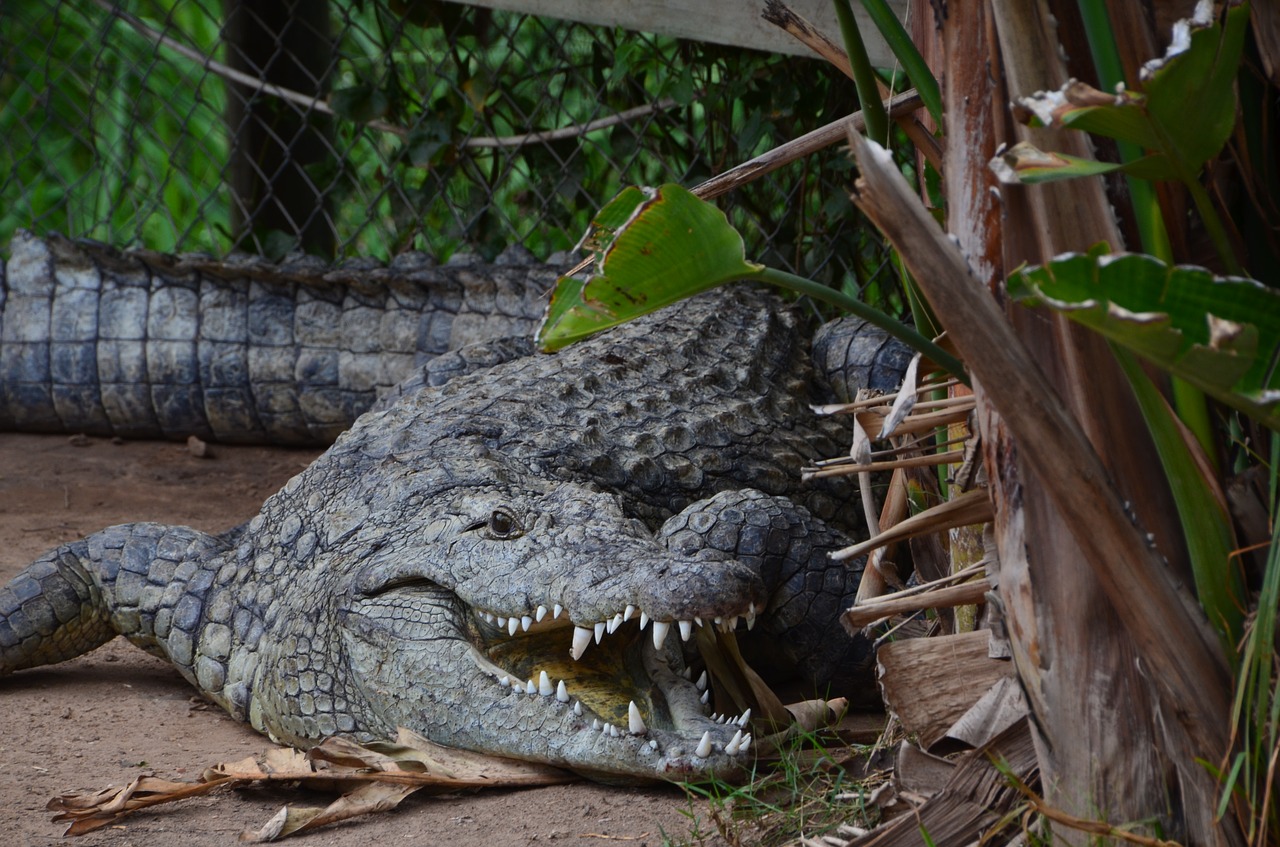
[2,0,898,292]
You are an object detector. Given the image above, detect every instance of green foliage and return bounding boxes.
[1009,250,1280,431]
[536,183,966,380]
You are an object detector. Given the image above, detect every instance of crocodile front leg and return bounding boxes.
[659,489,875,704]
[0,524,231,694]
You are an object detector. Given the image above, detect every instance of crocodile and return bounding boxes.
[0,233,909,781]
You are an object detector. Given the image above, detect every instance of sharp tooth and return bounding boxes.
[623,604,636,622]
[681,666,692,680]
[726,729,743,755]
[535,605,548,622]
[592,719,601,731]
[608,724,620,737]
[498,675,510,688]
[521,615,533,632]
[639,611,650,629]
[573,701,582,716]
[648,739,658,751]
[556,679,570,702]
[739,734,752,753]
[710,713,720,722]
[746,602,757,630]
[628,701,647,735]
[695,670,707,691]
[539,671,554,696]
[695,731,712,758]
[607,613,623,634]
[652,621,671,649]
[482,612,493,623]
[594,621,607,643]
[737,708,752,727]
[508,617,520,636]
[570,626,592,660]
[700,689,710,705]
[525,679,536,695]
[678,620,694,641]
[694,616,703,627]
[725,615,740,631]
[553,603,564,619]
[713,616,722,626]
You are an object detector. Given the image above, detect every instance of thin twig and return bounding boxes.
[93,0,681,149]
[804,449,965,480]
[690,90,923,201]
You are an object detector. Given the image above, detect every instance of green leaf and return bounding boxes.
[1009,251,1280,430]
[536,184,763,352]
[1112,346,1242,657]
[330,84,391,123]
[1010,3,1249,179]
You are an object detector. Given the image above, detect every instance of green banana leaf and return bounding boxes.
[1009,249,1280,431]
[537,184,762,352]
[1003,1,1250,184]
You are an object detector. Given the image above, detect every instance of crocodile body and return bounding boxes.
[0,230,558,445]
[0,235,909,781]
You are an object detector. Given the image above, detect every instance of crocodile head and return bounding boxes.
[255,437,770,782]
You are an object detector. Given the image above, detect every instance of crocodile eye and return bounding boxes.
[464,508,524,540]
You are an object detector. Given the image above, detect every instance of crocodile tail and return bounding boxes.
[0,231,557,445]
[0,523,225,681]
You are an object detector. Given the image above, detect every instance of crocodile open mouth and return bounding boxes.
[466,602,760,758]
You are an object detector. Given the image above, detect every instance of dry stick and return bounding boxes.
[833,487,994,562]
[845,131,1233,765]
[92,0,679,149]
[760,0,942,169]
[843,577,992,629]
[804,449,965,479]
[690,90,923,201]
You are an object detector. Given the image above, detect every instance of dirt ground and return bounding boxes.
[0,433,716,847]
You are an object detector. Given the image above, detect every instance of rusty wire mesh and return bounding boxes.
[1,0,899,293]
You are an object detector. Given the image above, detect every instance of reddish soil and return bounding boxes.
[0,433,712,847]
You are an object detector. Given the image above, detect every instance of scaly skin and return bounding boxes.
[0,230,558,444]
[0,284,883,781]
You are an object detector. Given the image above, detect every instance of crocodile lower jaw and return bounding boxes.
[467,612,757,772]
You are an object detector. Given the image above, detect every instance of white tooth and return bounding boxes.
[497,616,507,627]
[713,616,722,626]
[535,605,548,622]
[639,611,650,629]
[594,621,607,643]
[553,603,564,619]
[608,724,620,737]
[695,731,713,758]
[681,666,692,680]
[628,701,647,735]
[556,680,570,702]
[607,613,622,634]
[748,602,757,616]
[726,729,743,755]
[652,621,671,649]
[700,689,711,705]
[739,734,752,753]
[695,670,707,691]
[573,701,582,716]
[539,671,554,696]
[623,604,636,622]
[694,616,703,627]
[571,626,592,660]
[710,713,720,722]
[482,612,493,623]
[648,739,658,751]
[526,679,536,695]
[592,719,601,731]
[498,675,510,688]
[726,615,740,631]
[679,620,694,641]
[737,708,751,727]
[521,615,533,632]
[508,617,520,636]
